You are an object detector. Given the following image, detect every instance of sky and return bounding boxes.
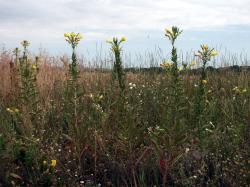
[0,0,250,65]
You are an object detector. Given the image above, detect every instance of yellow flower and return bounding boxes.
[178,66,183,72]
[232,86,238,91]
[160,61,172,69]
[7,107,20,114]
[211,50,219,56]
[232,86,241,94]
[202,80,208,84]
[14,108,19,113]
[6,108,13,113]
[165,28,173,35]
[32,64,37,70]
[43,160,47,165]
[191,61,197,66]
[202,44,209,51]
[107,37,126,53]
[196,45,219,62]
[51,159,57,167]
[64,33,70,37]
[121,36,126,42]
[99,95,103,99]
[242,89,247,93]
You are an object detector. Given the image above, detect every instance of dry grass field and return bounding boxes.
[0,29,249,186]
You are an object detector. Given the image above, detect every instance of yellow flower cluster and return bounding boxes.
[202,80,208,84]
[107,37,126,43]
[64,32,83,49]
[32,64,38,70]
[165,26,182,45]
[232,86,247,94]
[43,159,57,168]
[195,44,219,62]
[6,107,19,114]
[106,36,126,44]
[160,60,185,71]
[160,60,173,69]
[51,159,57,167]
[106,37,126,53]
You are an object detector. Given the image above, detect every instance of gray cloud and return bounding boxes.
[0,0,250,52]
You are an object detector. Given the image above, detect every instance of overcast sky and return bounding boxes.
[0,0,250,61]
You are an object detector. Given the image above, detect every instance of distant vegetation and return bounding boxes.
[0,27,249,186]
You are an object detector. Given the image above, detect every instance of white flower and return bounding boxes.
[147,127,153,133]
[209,121,215,128]
[205,128,213,133]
